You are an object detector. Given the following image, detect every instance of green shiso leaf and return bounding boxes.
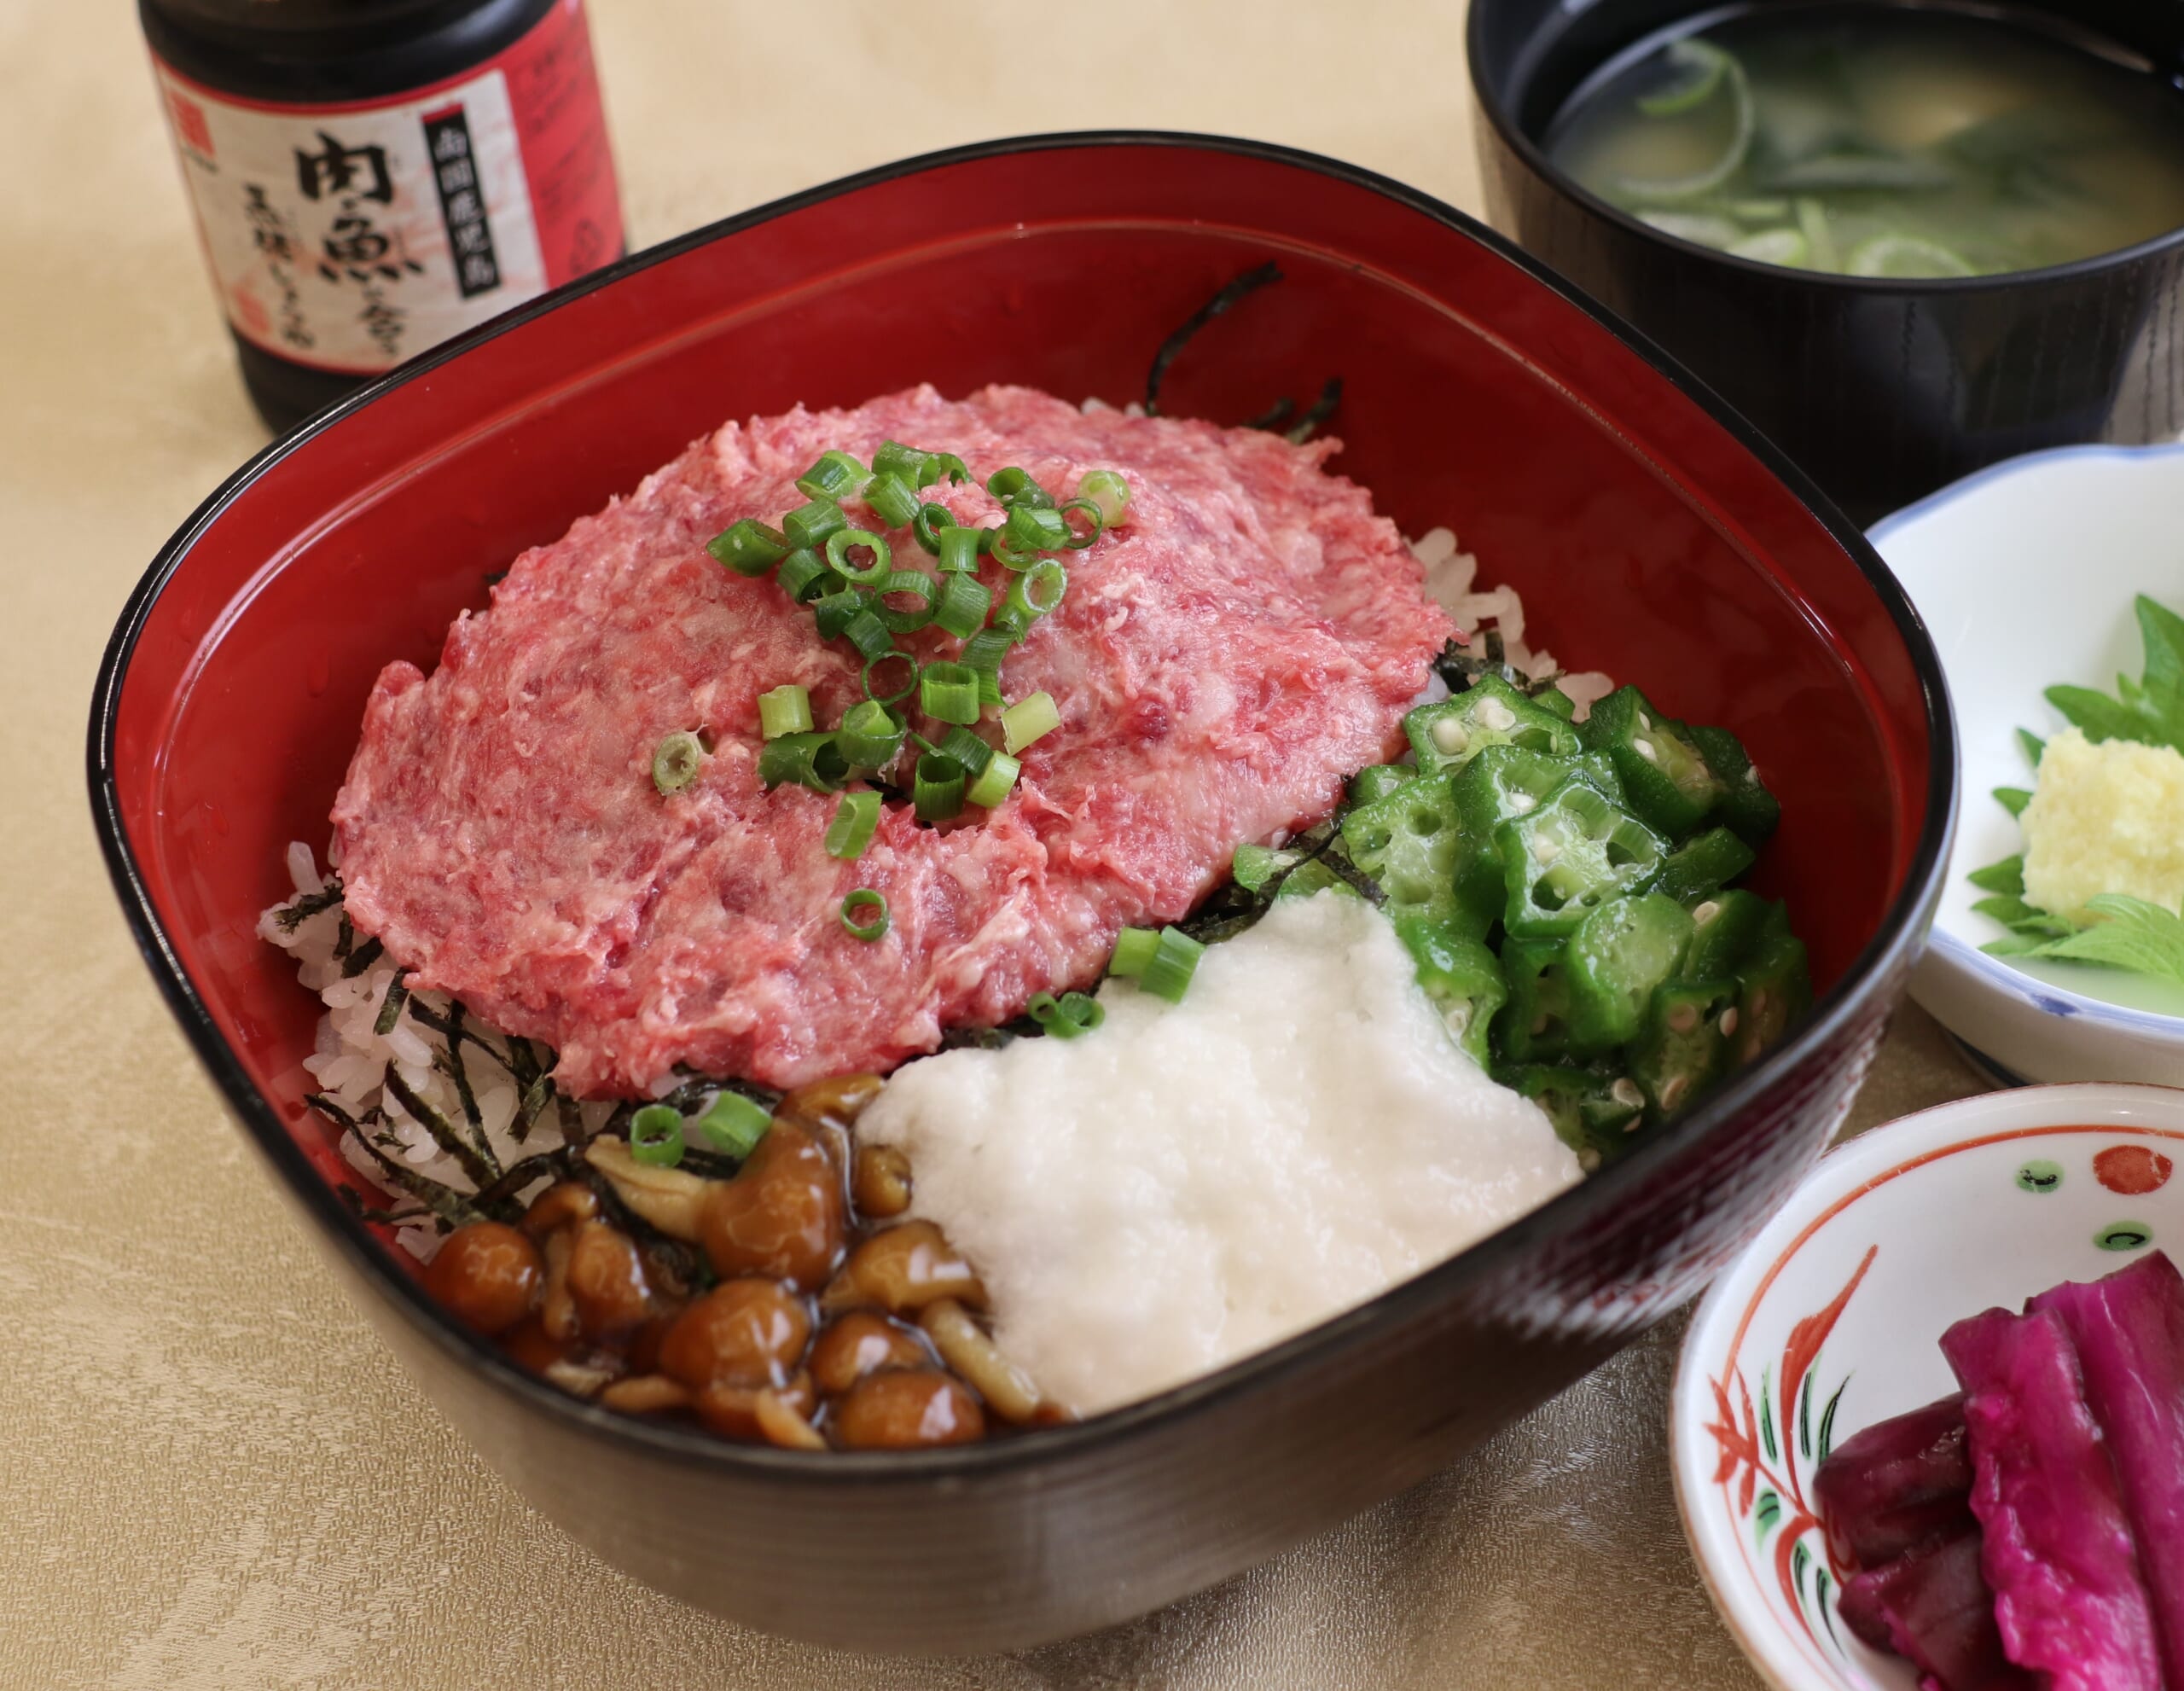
[2135,593,2184,715]
[2018,728,2045,769]
[2036,596,2184,755]
[2013,894,2184,986]
[1993,786,2032,818]
[1968,856,2025,896]
[2045,682,2162,747]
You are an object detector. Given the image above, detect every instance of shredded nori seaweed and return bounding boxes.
[935,1013,1044,1054]
[515,1072,557,1142]
[372,973,410,1037]
[432,1002,486,1137]
[1285,377,1344,445]
[340,934,385,978]
[469,1151,566,1211]
[274,880,345,932]
[404,997,518,1079]
[381,1066,500,1190]
[1431,634,1565,700]
[311,1095,514,1228]
[1142,262,1343,441]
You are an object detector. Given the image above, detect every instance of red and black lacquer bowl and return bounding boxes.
[90,133,1952,1653]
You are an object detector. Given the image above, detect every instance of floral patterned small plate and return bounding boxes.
[1670,1082,2184,1691]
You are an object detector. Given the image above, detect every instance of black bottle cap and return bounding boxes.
[141,0,557,104]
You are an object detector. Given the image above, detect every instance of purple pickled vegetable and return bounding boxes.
[1837,1525,2034,1691]
[2030,1251,2184,1686]
[1942,1305,2164,1691]
[1836,1560,1900,1654]
[1815,1392,1977,1568]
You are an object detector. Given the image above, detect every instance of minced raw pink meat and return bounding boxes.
[334,385,1454,1095]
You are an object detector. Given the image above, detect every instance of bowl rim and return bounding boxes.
[1666,1078,2184,1691]
[86,127,1959,1485]
[1464,0,2184,294]
[1868,438,2184,1046]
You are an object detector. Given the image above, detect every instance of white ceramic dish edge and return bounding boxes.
[1670,1081,2184,1691]
[1869,442,2184,1085]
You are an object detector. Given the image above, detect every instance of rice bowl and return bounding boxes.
[90,132,1951,1649]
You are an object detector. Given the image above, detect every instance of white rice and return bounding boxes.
[261,844,615,1261]
[1408,526,1615,718]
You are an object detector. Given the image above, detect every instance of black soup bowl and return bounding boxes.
[1468,0,2184,526]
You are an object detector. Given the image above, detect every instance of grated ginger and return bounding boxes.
[2021,728,2184,921]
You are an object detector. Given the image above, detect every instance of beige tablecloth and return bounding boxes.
[0,3,1989,1683]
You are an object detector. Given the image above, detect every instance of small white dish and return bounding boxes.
[1869,443,2184,1084]
[1670,1083,2184,1691]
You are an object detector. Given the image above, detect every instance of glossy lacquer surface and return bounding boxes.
[90,134,1951,1653]
[1468,0,2184,526]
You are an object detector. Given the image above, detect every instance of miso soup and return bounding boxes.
[1547,4,2184,277]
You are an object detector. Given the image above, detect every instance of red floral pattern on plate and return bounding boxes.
[1706,1246,1876,1658]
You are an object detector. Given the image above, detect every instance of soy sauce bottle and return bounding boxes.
[141,0,624,433]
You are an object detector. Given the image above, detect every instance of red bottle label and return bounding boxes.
[150,0,621,375]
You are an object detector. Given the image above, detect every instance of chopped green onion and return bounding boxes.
[1057,497,1105,549]
[863,472,921,528]
[912,503,956,555]
[1001,690,1060,753]
[825,788,882,859]
[990,604,1033,640]
[913,753,966,822]
[825,526,892,586]
[795,450,868,502]
[936,524,983,574]
[1002,503,1070,555]
[975,667,1004,709]
[861,652,918,708]
[874,569,939,634]
[961,625,1017,672]
[694,1090,771,1159]
[707,518,790,577]
[776,547,830,601]
[841,607,893,660]
[652,730,705,794]
[1231,844,1281,892]
[935,725,994,776]
[932,572,992,639]
[837,699,907,765]
[840,888,889,941]
[1637,36,1728,114]
[1108,926,1159,977]
[1005,559,1066,622]
[934,451,971,485]
[1077,468,1131,527]
[921,661,981,725]
[1028,990,1103,1037]
[811,585,868,640]
[758,730,848,793]
[872,440,938,486]
[757,684,812,739]
[967,748,1019,808]
[629,1103,685,1167]
[991,538,1038,571]
[986,466,1054,509]
[783,497,847,552]
[1140,926,1205,1004]
[1059,991,1102,1031]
